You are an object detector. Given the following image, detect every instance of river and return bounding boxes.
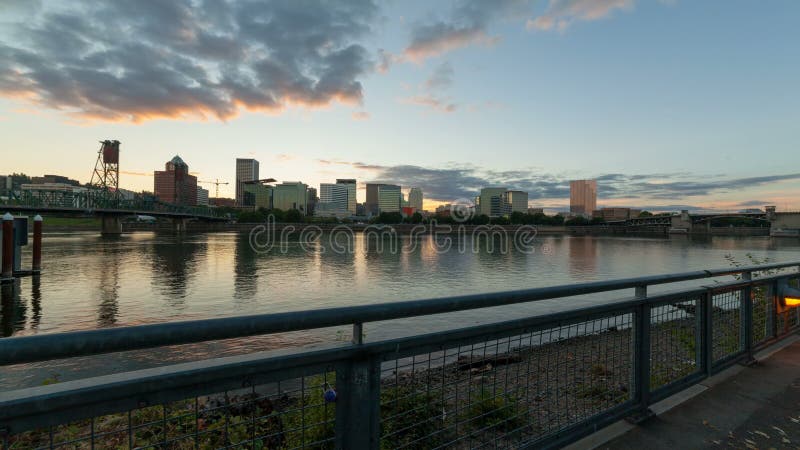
[1,231,798,389]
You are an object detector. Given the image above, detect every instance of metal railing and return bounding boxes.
[2,190,225,219]
[1,261,799,449]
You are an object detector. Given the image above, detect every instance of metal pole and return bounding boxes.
[630,303,653,422]
[32,215,42,273]
[741,271,754,364]
[1,213,13,281]
[702,290,714,376]
[336,357,381,449]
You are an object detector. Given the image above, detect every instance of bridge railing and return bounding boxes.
[2,190,225,218]
[1,261,799,448]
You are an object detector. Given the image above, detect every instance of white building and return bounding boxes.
[378,184,401,213]
[503,190,528,214]
[235,158,259,206]
[336,179,357,215]
[272,182,308,214]
[318,183,350,216]
[408,187,423,211]
[197,186,210,206]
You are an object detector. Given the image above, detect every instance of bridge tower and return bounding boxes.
[90,140,120,194]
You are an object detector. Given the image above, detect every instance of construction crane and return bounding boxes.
[199,179,229,199]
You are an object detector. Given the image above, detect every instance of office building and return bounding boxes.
[197,187,209,206]
[570,179,597,215]
[154,156,198,206]
[31,174,81,186]
[319,183,350,214]
[272,182,308,214]
[408,187,423,212]
[235,158,259,206]
[592,208,641,222]
[477,187,507,217]
[365,183,386,216]
[307,187,318,216]
[378,184,401,213]
[336,179,357,215]
[243,181,273,209]
[503,190,528,214]
[528,207,544,215]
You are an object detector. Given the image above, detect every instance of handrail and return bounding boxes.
[1,261,798,366]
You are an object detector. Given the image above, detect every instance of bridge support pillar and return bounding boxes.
[100,216,122,236]
[172,218,189,233]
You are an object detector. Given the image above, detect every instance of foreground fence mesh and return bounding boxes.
[2,266,800,449]
[379,312,633,449]
[5,368,338,450]
[649,297,700,391]
[711,289,743,363]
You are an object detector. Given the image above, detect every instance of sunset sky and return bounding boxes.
[1,0,798,212]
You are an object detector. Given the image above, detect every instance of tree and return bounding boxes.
[565,216,589,226]
[509,211,526,224]
[638,211,653,217]
[285,208,303,223]
[409,212,423,224]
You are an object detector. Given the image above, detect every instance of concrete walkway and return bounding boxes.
[571,336,800,450]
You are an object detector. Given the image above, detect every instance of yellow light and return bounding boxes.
[785,297,800,307]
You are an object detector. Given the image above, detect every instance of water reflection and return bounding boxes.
[1,280,23,337]
[150,236,205,305]
[234,233,258,301]
[569,237,598,277]
[97,246,120,326]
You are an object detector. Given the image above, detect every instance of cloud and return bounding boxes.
[0,0,380,122]
[351,111,370,120]
[528,0,635,31]
[325,160,800,206]
[404,0,534,62]
[402,61,458,113]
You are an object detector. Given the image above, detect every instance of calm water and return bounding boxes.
[1,231,798,389]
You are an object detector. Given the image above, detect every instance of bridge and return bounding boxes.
[0,189,227,234]
[611,208,799,236]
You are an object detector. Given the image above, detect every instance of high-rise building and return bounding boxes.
[503,190,528,214]
[235,158,259,206]
[307,187,318,216]
[570,179,597,215]
[408,187,423,211]
[336,179,357,214]
[154,156,198,206]
[272,182,308,214]
[320,183,349,213]
[365,183,386,216]
[477,187,507,217]
[197,186,209,206]
[378,184,401,213]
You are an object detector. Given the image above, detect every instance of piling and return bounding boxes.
[33,215,42,273]
[1,213,13,280]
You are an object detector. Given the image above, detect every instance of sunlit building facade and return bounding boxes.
[570,179,597,215]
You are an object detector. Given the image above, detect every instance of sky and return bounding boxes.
[1,0,799,212]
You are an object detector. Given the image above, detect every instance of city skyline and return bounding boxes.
[1,1,799,211]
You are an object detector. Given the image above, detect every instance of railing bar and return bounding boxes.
[3,266,799,366]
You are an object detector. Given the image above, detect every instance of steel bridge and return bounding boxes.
[0,190,226,233]
[1,261,799,448]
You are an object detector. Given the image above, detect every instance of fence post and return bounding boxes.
[628,301,654,423]
[335,356,381,449]
[771,279,780,339]
[702,290,714,376]
[741,272,755,365]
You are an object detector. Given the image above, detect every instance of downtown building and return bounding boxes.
[476,187,529,218]
[408,187,423,212]
[336,179,357,215]
[377,184,401,213]
[570,179,597,216]
[154,156,197,206]
[235,158,259,207]
[318,183,350,218]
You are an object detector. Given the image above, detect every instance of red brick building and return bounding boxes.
[154,155,197,206]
